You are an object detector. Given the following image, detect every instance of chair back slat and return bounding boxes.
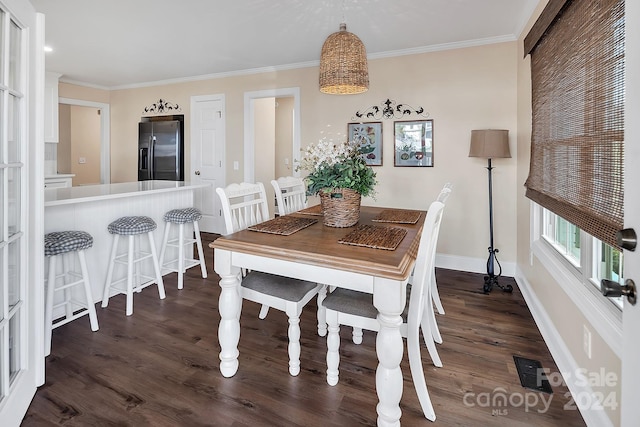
[216,182,271,234]
[437,183,453,204]
[271,176,307,216]
[407,201,445,332]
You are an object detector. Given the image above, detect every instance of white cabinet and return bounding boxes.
[44,72,61,143]
[45,176,72,189]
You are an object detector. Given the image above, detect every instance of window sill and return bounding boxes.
[532,238,622,358]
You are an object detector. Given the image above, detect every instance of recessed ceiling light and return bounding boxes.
[44,46,53,53]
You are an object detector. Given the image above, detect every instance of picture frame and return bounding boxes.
[394,120,434,167]
[348,122,383,166]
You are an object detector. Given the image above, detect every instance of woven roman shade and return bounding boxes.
[524,0,625,249]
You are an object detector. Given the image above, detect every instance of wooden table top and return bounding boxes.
[210,206,425,281]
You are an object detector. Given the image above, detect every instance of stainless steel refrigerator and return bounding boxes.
[138,118,184,181]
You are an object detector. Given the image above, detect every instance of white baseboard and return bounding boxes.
[436,253,516,277]
[515,267,614,427]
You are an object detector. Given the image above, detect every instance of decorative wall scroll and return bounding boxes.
[142,98,182,114]
[352,98,429,121]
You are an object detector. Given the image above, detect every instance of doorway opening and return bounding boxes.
[58,97,111,184]
[244,87,300,214]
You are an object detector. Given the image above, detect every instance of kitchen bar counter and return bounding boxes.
[45,180,210,315]
[45,180,207,206]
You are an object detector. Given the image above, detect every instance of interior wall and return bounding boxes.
[254,97,276,215]
[70,106,101,185]
[57,104,72,174]
[275,97,294,179]
[515,1,621,425]
[100,41,518,268]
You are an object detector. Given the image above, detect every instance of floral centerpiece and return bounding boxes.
[297,138,377,227]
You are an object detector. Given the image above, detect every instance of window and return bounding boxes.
[539,207,623,310]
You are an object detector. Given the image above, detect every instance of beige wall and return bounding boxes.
[254,97,276,215]
[516,1,620,425]
[70,106,101,185]
[67,41,516,266]
[56,102,102,185]
[275,97,294,179]
[57,104,72,174]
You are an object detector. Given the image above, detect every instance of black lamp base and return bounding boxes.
[482,247,513,294]
[483,274,513,294]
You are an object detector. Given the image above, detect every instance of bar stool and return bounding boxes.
[44,230,99,356]
[101,216,166,316]
[158,207,208,290]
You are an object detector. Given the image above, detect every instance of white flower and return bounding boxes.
[297,138,360,173]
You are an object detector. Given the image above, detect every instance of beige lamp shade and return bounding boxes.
[319,23,369,95]
[469,129,511,159]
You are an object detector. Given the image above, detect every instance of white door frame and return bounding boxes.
[58,97,111,184]
[621,1,640,425]
[243,87,301,183]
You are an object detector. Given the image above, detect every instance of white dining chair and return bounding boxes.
[322,200,445,422]
[216,182,325,376]
[432,183,452,315]
[257,176,310,322]
[271,176,307,216]
[426,183,452,347]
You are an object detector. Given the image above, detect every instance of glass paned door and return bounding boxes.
[0,3,32,420]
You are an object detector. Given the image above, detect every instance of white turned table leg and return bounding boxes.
[326,310,340,386]
[287,315,301,376]
[373,278,406,427]
[215,249,241,377]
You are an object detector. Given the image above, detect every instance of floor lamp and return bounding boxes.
[469,129,513,294]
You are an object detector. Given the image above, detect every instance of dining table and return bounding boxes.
[210,205,426,427]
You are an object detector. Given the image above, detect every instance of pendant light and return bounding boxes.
[319,23,369,95]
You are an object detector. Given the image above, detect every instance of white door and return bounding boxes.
[0,2,45,425]
[190,95,225,234]
[621,2,640,425]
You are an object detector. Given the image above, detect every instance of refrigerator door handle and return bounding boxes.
[139,148,147,171]
[149,135,156,178]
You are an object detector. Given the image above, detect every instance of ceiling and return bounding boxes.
[30,0,539,90]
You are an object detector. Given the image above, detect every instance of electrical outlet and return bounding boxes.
[78,157,86,164]
[233,161,239,171]
[583,325,592,359]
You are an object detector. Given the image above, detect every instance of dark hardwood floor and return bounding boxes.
[23,233,586,426]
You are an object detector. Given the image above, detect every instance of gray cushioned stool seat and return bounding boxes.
[108,216,157,235]
[164,207,202,224]
[242,271,318,302]
[44,231,93,256]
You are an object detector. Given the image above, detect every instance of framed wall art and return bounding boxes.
[394,120,434,167]
[348,122,383,166]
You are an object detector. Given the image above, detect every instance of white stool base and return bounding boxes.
[159,220,207,289]
[45,249,99,356]
[101,232,166,316]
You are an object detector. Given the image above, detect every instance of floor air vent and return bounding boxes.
[513,355,553,393]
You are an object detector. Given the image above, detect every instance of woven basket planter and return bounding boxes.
[319,188,361,228]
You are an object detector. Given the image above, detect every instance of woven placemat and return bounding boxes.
[298,204,323,216]
[338,224,407,250]
[371,209,422,224]
[248,216,318,235]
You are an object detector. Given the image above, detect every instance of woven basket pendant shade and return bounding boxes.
[319,23,369,94]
